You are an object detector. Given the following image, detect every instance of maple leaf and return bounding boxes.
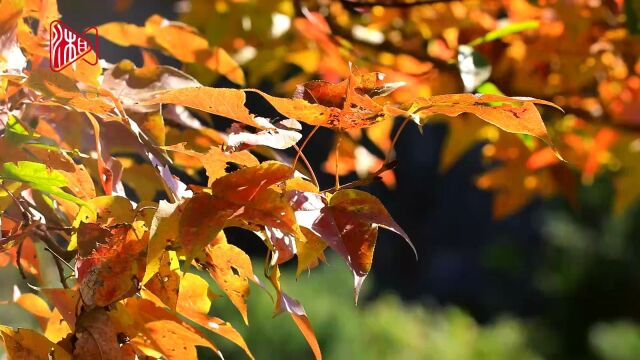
[163,142,259,185]
[178,161,299,269]
[289,188,415,300]
[73,308,124,359]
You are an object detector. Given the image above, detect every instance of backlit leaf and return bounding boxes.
[0,326,72,360]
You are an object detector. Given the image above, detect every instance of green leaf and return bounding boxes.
[5,115,37,144]
[0,161,88,207]
[0,161,67,187]
[467,20,539,47]
[476,82,505,96]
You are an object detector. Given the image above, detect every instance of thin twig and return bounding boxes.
[292,144,320,189]
[385,116,412,162]
[292,125,320,171]
[16,240,26,280]
[334,132,342,190]
[32,224,76,262]
[0,182,31,224]
[44,246,74,271]
[323,160,398,193]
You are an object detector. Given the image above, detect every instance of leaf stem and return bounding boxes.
[292,144,320,189]
[385,116,412,162]
[292,125,320,171]
[334,133,342,190]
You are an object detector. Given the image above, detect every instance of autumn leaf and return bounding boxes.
[73,308,124,359]
[328,189,416,301]
[0,0,27,74]
[267,265,322,360]
[412,93,563,155]
[40,288,81,331]
[200,243,258,325]
[76,221,149,307]
[98,15,245,85]
[0,326,72,360]
[144,250,181,310]
[252,70,410,130]
[476,134,557,219]
[113,297,220,359]
[140,87,259,127]
[227,118,302,150]
[176,161,298,268]
[163,142,259,185]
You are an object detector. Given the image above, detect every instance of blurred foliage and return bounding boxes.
[204,259,540,360]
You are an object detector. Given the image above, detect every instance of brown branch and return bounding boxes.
[322,160,398,192]
[16,240,27,280]
[32,224,76,262]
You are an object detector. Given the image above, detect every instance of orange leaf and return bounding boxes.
[144,251,181,310]
[163,142,259,185]
[267,265,322,360]
[73,308,125,359]
[141,87,258,127]
[99,15,245,84]
[0,326,71,360]
[413,93,562,154]
[201,243,257,324]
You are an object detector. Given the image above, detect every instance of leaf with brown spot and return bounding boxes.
[177,161,297,268]
[252,71,407,129]
[163,142,259,185]
[202,243,257,325]
[76,222,148,307]
[144,251,181,310]
[113,298,219,359]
